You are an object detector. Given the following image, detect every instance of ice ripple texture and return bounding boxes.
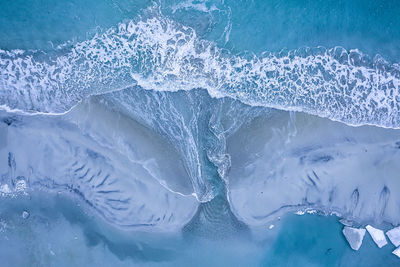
[1,11,400,128]
[0,99,198,230]
[227,112,400,226]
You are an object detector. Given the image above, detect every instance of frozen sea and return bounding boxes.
[1,0,400,266]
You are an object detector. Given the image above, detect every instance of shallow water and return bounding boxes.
[1,0,400,266]
[0,193,399,266]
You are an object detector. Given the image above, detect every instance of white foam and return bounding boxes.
[342,226,366,251]
[1,8,400,129]
[387,226,400,247]
[366,225,387,248]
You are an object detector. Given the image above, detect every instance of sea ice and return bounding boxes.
[392,247,400,258]
[0,184,11,195]
[228,111,400,227]
[0,101,199,231]
[342,226,365,251]
[386,226,400,247]
[366,225,387,248]
[22,211,29,219]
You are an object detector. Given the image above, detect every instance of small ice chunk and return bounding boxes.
[269,224,274,229]
[386,226,400,247]
[342,226,366,251]
[392,247,400,258]
[22,211,29,219]
[366,225,387,248]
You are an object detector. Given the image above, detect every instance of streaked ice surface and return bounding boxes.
[1,0,400,265]
[228,111,400,226]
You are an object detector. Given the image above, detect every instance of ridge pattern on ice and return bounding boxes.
[228,111,400,227]
[0,101,198,230]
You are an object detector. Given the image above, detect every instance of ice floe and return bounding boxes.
[366,225,387,248]
[387,226,400,247]
[392,247,400,258]
[22,210,29,219]
[342,226,366,251]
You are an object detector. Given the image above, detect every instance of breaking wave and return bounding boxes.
[1,9,400,128]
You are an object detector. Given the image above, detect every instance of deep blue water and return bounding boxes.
[1,0,400,266]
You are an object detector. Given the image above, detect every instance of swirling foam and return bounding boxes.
[1,10,400,128]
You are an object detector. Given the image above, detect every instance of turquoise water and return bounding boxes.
[1,0,400,266]
[0,193,399,266]
[2,0,400,59]
[165,0,400,60]
[0,0,149,50]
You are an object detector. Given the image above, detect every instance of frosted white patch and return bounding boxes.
[295,211,305,215]
[15,180,27,193]
[366,225,387,248]
[387,226,400,247]
[1,8,400,129]
[0,181,28,196]
[392,247,400,258]
[269,224,274,229]
[342,226,366,251]
[0,184,11,195]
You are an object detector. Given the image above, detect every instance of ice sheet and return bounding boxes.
[228,111,400,227]
[0,100,198,230]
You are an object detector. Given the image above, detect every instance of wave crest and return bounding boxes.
[1,10,400,128]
